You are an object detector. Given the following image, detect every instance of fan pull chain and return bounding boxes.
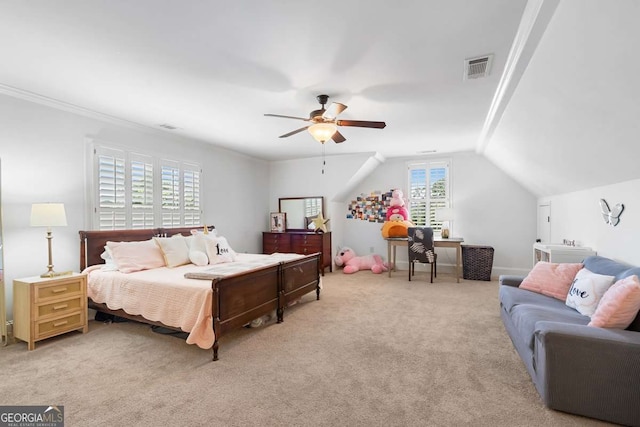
[321,143,326,174]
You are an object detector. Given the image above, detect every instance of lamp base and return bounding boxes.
[441,228,450,239]
[40,270,73,278]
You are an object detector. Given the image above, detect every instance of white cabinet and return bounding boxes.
[533,243,596,267]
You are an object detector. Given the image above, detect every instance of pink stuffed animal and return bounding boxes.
[389,189,405,207]
[334,247,389,274]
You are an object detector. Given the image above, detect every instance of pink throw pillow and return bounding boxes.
[589,275,640,329]
[106,239,166,273]
[520,262,584,301]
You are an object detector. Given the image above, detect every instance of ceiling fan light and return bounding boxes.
[308,123,337,143]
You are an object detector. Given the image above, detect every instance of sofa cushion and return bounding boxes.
[510,303,590,350]
[500,285,569,314]
[589,275,640,329]
[520,262,583,301]
[565,268,615,316]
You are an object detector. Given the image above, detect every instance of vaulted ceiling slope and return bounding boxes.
[484,0,640,197]
[0,1,636,198]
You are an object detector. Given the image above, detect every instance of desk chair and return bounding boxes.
[408,227,437,282]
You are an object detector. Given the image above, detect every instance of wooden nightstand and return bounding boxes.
[13,273,88,350]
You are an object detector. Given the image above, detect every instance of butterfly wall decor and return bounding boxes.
[599,199,624,227]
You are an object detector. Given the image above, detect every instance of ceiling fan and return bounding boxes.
[264,94,386,144]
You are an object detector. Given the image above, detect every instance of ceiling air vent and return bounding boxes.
[464,54,493,80]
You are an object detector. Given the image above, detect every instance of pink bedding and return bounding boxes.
[84,253,306,349]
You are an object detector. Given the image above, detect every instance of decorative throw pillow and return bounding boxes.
[565,268,615,316]
[186,234,209,266]
[106,239,166,273]
[589,275,640,328]
[99,246,119,271]
[154,234,190,268]
[204,236,237,264]
[520,262,584,301]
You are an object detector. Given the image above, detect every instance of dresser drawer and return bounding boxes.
[35,279,82,301]
[36,312,83,338]
[37,296,83,318]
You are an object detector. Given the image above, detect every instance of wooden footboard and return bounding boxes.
[80,227,320,361]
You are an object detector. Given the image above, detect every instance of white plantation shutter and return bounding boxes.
[97,148,126,230]
[130,154,154,229]
[408,160,450,231]
[183,163,201,226]
[161,161,181,227]
[93,144,202,230]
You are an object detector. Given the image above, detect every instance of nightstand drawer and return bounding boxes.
[14,273,88,350]
[36,313,83,338]
[35,279,82,301]
[37,297,83,318]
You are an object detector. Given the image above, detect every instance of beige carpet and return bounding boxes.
[0,271,613,426]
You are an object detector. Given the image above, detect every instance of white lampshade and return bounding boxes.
[308,122,337,143]
[435,207,453,222]
[30,203,67,227]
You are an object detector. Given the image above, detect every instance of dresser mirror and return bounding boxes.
[278,196,324,231]
[0,158,6,345]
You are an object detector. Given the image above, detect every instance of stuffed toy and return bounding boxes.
[381,204,414,238]
[334,247,388,274]
[389,189,406,207]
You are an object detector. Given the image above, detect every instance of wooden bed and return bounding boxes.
[79,227,321,360]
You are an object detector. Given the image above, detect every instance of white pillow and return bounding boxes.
[565,268,616,316]
[100,246,119,271]
[154,234,190,268]
[187,234,209,266]
[204,236,237,264]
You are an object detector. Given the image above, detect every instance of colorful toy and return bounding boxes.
[334,247,388,274]
[382,203,414,238]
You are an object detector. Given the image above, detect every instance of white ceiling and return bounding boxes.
[4,1,637,199]
[0,0,528,161]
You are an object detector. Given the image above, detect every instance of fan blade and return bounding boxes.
[332,131,346,143]
[337,119,386,129]
[322,102,348,120]
[279,126,309,138]
[265,113,310,121]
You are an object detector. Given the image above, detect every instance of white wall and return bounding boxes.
[341,151,537,276]
[0,94,269,318]
[271,150,537,277]
[540,178,640,266]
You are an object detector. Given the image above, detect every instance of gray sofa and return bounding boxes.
[499,255,640,426]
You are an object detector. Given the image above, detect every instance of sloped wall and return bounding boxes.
[341,152,536,276]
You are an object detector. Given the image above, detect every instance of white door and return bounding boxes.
[538,203,551,243]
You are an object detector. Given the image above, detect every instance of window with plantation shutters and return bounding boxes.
[93,144,202,230]
[407,160,450,232]
[97,148,126,230]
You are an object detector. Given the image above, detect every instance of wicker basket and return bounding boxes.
[462,245,494,281]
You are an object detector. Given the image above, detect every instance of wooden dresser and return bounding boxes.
[263,231,332,274]
[13,273,88,350]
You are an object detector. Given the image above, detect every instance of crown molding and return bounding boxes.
[0,82,166,136]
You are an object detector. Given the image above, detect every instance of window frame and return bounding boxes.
[89,141,203,230]
[407,159,451,232]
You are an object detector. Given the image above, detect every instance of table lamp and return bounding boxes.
[435,207,454,239]
[30,203,71,278]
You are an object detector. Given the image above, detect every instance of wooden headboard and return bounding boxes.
[79,226,215,271]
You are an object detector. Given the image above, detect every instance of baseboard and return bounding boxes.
[395,262,529,281]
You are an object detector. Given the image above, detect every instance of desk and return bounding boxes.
[386,237,464,282]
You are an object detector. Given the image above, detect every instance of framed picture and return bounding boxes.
[270,212,286,232]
